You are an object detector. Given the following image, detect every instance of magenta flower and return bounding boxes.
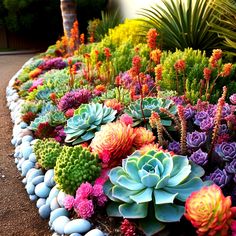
[76,182,93,199]
[28,77,44,92]
[119,114,133,126]
[74,199,94,219]
[230,94,236,105]
[64,195,75,210]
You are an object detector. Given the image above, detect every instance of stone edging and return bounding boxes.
[6,58,106,236]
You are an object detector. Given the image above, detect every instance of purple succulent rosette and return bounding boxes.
[184,107,195,120]
[39,57,67,70]
[199,117,214,131]
[168,141,180,154]
[194,111,209,126]
[230,94,236,105]
[215,142,236,161]
[187,131,207,148]
[189,149,208,166]
[207,104,217,118]
[170,96,185,105]
[58,89,92,112]
[209,168,229,187]
[218,124,229,135]
[225,159,236,174]
[222,103,231,118]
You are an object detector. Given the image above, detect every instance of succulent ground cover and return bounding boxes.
[9,12,236,236]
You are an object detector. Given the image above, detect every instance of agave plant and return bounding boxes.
[104,149,207,235]
[139,0,221,51]
[64,103,117,145]
[94,10,122,42]
[124,97,177,128]
[210,0,236,55]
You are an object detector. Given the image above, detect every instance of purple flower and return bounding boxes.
[194,111,209,126]
[168,141,180,154]
[189,149,208,166]
[199,117,214,131]
[230,94,236,105]
[222,103,231,118]
[215,142,236,161]
[218,124,228,135]
[58,89,92,112]
[187,131,207,148]
[170,96,185,105]
[54,125,66,143]
[207,104,217,117]
[184,107,195,120]
[225,159,236,174]
[209,168,229,187]
[39,57,66,70]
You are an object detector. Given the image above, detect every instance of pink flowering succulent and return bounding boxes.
[28,77,44,92]
[64,182,107,219]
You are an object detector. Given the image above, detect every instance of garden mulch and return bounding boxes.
[0,54,51,236]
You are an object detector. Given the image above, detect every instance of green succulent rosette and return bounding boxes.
[64,103,117,145]
[104,149,208,235]
[124,97,177,128]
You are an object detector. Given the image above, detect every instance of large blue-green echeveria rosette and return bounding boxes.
[104,149,209,235]
[64,103,117,145]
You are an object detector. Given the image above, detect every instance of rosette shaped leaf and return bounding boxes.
[29,115,49,131]
[124,97,177,128]
[104,150,206,235]
[54,145,101,195]
[133,127,156,149]
[64,103,117,145]
[185,184,234,236]
[34,139,62,169]
[48,110,67,127]
[35,88,52,101]
[90,121,136,168]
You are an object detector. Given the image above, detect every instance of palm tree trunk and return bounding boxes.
[60,0,77,37]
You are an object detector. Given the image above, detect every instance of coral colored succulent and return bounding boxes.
[132,127,155,149]
[90,121,136,168]
[104,99,123,112]
[185,184,235,236]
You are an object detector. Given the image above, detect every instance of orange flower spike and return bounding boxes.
[80,33,85,44]
[203,67,212,81]
[104,47,111,59]
[174,59,186,73]
[221,63,232,77]
[185,184,233,236]
[155,64,163,81]
[150,49,162,64]
[147,28,159,50]
[142,84,149,96]
[29,68,42,78]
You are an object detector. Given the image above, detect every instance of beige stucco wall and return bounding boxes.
[108,0,161,19]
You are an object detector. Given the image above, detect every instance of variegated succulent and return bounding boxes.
[64,103,117,145]
[104,149,207,235]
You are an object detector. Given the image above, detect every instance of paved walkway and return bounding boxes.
[0,54,50,236]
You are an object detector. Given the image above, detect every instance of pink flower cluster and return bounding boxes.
[28,77,44,92]
[64,182,107,219]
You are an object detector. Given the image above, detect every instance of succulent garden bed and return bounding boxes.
[5,3,236,235]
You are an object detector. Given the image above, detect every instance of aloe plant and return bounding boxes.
[124,97,177,128]
[210,0,236,55]
[64,103,117,145]
[139,0,221,51]
[104,149,207,235]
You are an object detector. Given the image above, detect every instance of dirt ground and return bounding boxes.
[0,54,51,236]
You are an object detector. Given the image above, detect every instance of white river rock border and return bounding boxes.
[6,58,105,236]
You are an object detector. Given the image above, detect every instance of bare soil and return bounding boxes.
[0,54,51,236]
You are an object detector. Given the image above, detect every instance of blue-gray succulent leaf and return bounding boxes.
[119,202,148,218]
[154,190,178,204]
[154,203,185,222]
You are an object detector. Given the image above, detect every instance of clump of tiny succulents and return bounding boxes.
[14,21,236,236]
[34,139,62,169]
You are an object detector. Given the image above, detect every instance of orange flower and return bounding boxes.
[150,49,162,64]
[133,127,155,148]
[174,59,186,73]
[221,63,232,77]
[104,47,111,59]
[155,64,162,81]
[104,99,123,112]
[209,49,223,68]
[147,28,159,50]
[95,84,106,92]
[185,184,234,236]
[29,68,42,78]
[203,67,212,81]
[80,33,85,44]
[130,55,141,77]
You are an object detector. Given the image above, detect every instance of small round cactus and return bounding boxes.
[34,139,62,169]
[54,145,101,195]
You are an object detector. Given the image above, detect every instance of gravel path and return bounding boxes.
[0,54,51,236]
